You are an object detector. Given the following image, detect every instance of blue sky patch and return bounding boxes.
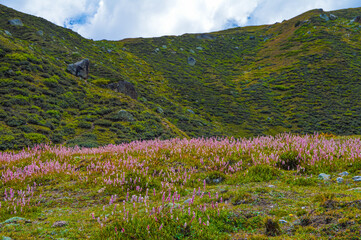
[64,13,89,28]
[223,19,240,29]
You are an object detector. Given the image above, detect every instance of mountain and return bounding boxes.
[1,4,361,150]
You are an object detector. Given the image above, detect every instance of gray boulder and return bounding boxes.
[4,30,12,36]
[351,16,361,24]
[67,59,90,79]
[352,176,361,182]
[196,34,216,40]
[117,110,135,122]
[318,173,330,180]
[36,30,44,36]
[107,80,137,99]
[336,177,343,183]
[52,221,68,227]
[339,171,349,176]
[8,19,23,26]
[1,237,13,240]
[329,14,338,20]
[187,109,195,114]
[187,57,196,66]
[319,14,330,21]
[156,106,164,114]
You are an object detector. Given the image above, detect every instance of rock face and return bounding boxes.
[107,80,137,99]
[8,19,23,26]
[66,59,90,79]
[117,110,135,122]
[187,57,196,66]
[319,14,330,21]
[329,14,338,20]
[196,34,216,40]
[353,16,361,23]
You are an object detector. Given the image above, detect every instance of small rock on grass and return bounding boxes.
[337,177,343,183]
[352,176,361,182]
[279,219,288,224]
[3,217,31,224]
[339,171,349,176]
[1,237,13,240]
[52,221,68,227]
[318,173,330,180]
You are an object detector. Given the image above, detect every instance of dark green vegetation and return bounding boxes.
[1,5,361,150]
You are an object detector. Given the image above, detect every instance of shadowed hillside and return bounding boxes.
[1,5,361,149]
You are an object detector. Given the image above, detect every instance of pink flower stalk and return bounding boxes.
[159,224,163,231]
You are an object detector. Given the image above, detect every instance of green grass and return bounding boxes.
[1,134,361,239]
[1,5,361,150]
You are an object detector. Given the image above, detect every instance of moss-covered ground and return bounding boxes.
[1,133,361,239]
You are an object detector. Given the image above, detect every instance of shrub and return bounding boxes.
[24,133,48,144]
[61,126,75,136]
[265,218,281,236]
[94,119,112,127]
[6,116,26,127]
[92,78,110,86]
[66,133,99,148]
[9,95,29,105]
[0,135,16,150]
[277,151,300,170]
[78,121,92,129]
[50,133,64,144]
[46,110,61,120]
[43,77,59,88]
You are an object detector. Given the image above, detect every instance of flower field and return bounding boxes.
[1,133,361,239]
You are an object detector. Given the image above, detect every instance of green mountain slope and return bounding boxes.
[1,5,361,150]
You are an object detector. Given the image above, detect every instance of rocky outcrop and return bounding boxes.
[117,110,135,122]
[329,14,338,20]
[8,19,23,26]
[196,34,216,40]
[66,59,90,79]
[187,57,196,66]
[107,80,137,99]
[353,16,361,23]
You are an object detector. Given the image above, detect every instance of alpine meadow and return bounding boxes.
[1,4,361,240]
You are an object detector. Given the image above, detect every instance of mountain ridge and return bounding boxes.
[1,4,361,150]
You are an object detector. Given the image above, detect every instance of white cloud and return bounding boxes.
[2,0,360,40]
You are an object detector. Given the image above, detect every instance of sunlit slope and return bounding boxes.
[1,4,361,150]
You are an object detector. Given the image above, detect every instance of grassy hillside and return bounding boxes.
[0,4,187,150]
[1,5,361,150]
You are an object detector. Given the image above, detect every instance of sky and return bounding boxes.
[2,0,361,40]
